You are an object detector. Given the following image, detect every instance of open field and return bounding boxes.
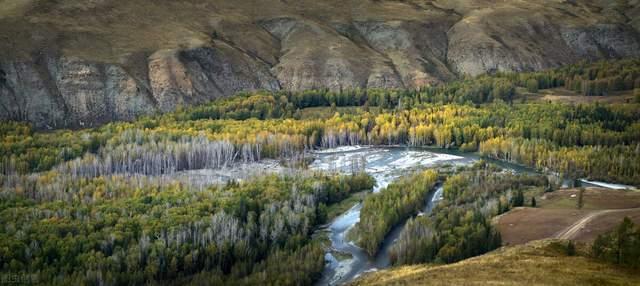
[515,87,638,104]
[529,88,637,104]
[539,188,640,210]
[350,239,640,286]
[495,208,589,245]
[496,188,640,245]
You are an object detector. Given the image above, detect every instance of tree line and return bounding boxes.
[168,58,640,123]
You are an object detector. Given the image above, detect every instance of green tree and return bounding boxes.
[591,217,640,268]
[567,240,576,256]
[577,188,585,209]
[511,190,525,207]
[616,217,635,265]
[526,78,539,93]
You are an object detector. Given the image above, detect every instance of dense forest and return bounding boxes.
[1,58,639,285]
[389,162,548,265]
[354,170,438,256]
[0,172,374,285]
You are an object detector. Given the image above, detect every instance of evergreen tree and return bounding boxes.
[567,240,576,256]
[577,188,585,209]
[592,217,640,268]
[511,190,525,207]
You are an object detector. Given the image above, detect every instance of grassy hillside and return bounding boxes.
[351,239,640,286]
[0,0,443,61]
[0,0,636,63]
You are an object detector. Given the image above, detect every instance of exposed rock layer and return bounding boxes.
[1,0,639,128]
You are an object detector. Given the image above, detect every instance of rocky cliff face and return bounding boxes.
[1,0,639,128]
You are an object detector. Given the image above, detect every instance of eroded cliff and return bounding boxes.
[1,0,639,128]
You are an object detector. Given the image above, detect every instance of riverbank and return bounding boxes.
[312,147,474,285]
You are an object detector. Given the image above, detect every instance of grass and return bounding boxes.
[496,207,590,245]
[350,239,640,286]
[539,188,640,210]
[514,87,638,104]
[0,0,441,62]
[574,209,640,242]
[331,250,353,261]
[325,190,368,222]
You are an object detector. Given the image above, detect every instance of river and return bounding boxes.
[309,146,474,285]
[163,144,628,284]
[164,144,629,284]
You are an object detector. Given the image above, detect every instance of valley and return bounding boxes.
[1,58,640,285]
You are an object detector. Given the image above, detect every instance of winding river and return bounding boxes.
[309,146,474,285]
[167,144,630,285]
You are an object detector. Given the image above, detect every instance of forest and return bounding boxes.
[354,170,438,256]
[389,162,547,265]
[0,171,374,285]
[3,101,638,184]
[1,58,639,285]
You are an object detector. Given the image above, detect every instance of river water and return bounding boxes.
[309,146,474,285]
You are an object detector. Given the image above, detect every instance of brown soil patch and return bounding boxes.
[573,209,640,242]
[496,207,589,245]
[498,188,640,245]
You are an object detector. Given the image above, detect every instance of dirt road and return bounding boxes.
[554,208,640,240]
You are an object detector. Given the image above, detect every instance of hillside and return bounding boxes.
[350,239,640,286]
[1,0,639,128]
